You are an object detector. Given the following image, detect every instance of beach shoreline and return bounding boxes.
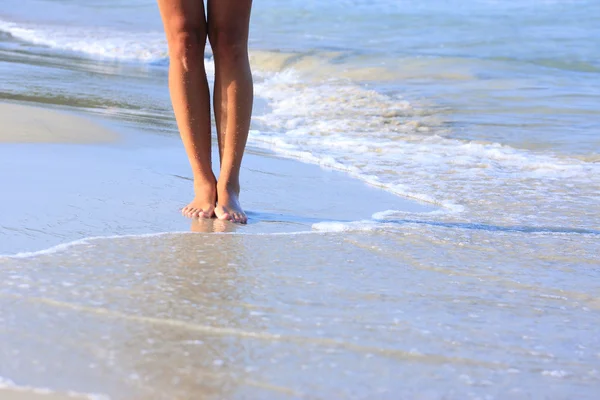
[0,387,100,400]
[0,100,442,399]
[1,0,599,395]
[0,103,119,144]
[0,100,433,255]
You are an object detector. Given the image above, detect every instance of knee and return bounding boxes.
[166,23,206,71]
[208,25,248,63]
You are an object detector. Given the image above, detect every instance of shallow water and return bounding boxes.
[0,0,599,398]
[2,230,599,399]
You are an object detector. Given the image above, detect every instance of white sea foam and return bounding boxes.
[311,220,384,233]
[0,376,109,399]
[0,19,168,63]
[0,231,326,259]
[251,68,600,228]
[372,209,449,221]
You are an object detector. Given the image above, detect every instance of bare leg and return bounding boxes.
[157,0,216,219]
[208,0,253,224]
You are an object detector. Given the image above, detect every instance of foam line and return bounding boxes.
[0,376,109,399]
[0,19,167,64]
[0,230,326,259]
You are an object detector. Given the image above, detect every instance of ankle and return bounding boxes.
[217,180,240,196]
[193,174,216,192]
[193,170,216,183]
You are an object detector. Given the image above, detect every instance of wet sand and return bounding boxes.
[0,103,118,144]
[0,388,98,400]
[0,102,431,255]
[1,102,599,399]
[0,102,433,398]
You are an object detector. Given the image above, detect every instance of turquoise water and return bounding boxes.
[1,1,599,398]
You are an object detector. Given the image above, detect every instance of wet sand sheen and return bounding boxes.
[0,102,599,399]
[0,101,431,254]
[2,231,599,399]
[0,389,99,400]
[1,0,599,396]
[0,102,435,398]
[0,103,118,144]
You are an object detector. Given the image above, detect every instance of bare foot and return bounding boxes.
[182,178,216,219]
[215,184,247,224]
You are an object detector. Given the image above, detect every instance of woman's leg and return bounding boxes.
[157,0,216,218]
[208,0,253,224]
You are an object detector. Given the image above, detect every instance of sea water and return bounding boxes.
[0,0,599,398]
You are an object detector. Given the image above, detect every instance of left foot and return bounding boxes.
[181,178,217,219]
[215,184,247,224]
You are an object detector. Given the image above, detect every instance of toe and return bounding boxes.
[232,212,246,224]
[198,210,211,219]
[218,211,231,221]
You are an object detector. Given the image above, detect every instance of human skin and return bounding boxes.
[157,0,253,224]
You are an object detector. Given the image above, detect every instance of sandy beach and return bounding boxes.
[0,102,440,399]
[0,103,118,144]
[0,102,430,255]
[1,101,599,399]
[1,0,599,397]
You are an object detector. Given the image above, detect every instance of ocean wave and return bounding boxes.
[0,19,169,64]
[249,50,477,82]
[250,67,600,228]
[2,18,598,230]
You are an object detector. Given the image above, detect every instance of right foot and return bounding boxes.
[215,184,247,224]
[181,179,216,219]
